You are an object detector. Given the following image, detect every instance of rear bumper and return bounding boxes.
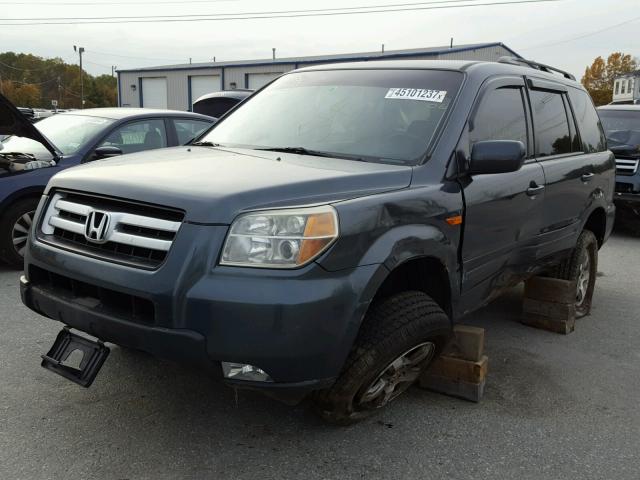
[22,229,385,402]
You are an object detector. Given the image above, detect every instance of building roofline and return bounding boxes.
[116,42,520,74]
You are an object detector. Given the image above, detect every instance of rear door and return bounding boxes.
[460,76,546,308]
[526,78,603,259]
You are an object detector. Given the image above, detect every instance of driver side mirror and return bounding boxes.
[93,145,123,159]
[469,140,526,175]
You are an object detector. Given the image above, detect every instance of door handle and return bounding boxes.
[526,184,545,197]
[581,172,595,182]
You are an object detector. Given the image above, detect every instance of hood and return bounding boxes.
[0,93,61,158]
[607,130,640,157]
[47,146,413,223]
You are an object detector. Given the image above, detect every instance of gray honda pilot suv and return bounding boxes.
[21,58,615,423]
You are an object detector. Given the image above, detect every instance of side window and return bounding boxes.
[173,119,212,145]
[469,87,528,150]
[567,89,607,153]
[529,90,571,157]
[99,119,167,155]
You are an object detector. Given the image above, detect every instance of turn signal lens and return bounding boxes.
[220,206,338,268]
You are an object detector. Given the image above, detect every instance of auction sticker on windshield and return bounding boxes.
[385,88,447,103]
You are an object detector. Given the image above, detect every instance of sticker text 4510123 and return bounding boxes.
[385,88,447,103]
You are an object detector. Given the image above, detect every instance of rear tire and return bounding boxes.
[0,198,39,268]
[552,230,598,318]
[313,291,451,425]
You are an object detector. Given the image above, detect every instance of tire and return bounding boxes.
[313,291,451,425]
[0,198,40,268]
[552,230,598,318]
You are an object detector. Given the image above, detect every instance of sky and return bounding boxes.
[0,0,638,79]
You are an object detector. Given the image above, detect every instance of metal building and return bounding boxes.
[117,42,520,111]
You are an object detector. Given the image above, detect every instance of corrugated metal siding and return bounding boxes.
[224,63,296,89]
[119,68,221,109]
[119,72,140,107]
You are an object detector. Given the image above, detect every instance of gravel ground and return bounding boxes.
[1,230,639,480]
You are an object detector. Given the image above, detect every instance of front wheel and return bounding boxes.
[0,198,40,268]
[313,291,451,424]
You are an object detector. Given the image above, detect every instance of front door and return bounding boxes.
[459,76,546,314]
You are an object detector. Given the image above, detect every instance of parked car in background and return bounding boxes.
[21,58,614,423]
[32,109,55,122]
[598,105,640,224]
[0,94,215,266]
[192,90,253,118]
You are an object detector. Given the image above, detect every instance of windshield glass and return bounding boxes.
[0,114,114,158]
[201,69,463,165]
[598,109,640,146]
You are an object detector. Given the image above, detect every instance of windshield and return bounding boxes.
[201,69,463,165]
[0,114,114,158]
[598,109,640,147]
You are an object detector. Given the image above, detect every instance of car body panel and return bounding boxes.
[21,60,616,400]
[45,146,413,224]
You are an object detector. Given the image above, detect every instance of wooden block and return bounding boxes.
[524,277,576,304]
[442,325,485,362]
[521,312,575,334]
[420,375,486,403]
[523,298,576,320]
[423,355,488,384]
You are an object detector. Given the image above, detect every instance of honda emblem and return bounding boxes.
[84,210,110,244]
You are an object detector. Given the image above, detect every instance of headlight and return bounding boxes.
[220,205,338,268]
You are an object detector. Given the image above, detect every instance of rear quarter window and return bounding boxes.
[568,89,607,153]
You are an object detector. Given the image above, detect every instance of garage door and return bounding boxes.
[190,75,222,109]
[141,77,167,109]
[247,72,283,90]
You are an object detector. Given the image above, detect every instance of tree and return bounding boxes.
[582,52,638,106]
[0,51,117,109]
[0,80,41,106]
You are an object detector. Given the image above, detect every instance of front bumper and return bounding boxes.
[615,171,640,206]
[22,224,385,402]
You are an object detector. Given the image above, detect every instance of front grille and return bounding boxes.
[29,265,155,325]
[615,157,640,176]
[38,190,184,269]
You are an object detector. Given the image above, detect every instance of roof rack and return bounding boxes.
[498,56,576,81]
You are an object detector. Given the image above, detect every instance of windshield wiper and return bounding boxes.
[255,146,366,162]
[192,141,223,147]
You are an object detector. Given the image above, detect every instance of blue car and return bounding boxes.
[0,95,215,266]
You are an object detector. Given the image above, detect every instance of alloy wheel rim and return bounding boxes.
[11,210,34,258]
[358,342,436,409]
[576,253,591,307]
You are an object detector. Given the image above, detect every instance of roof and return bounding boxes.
[598,104,640,111]
[117,42,519,73]
[616,70,640,78]
[295,59,582,88]
[193,90,254,103]
[58,107,213,120]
